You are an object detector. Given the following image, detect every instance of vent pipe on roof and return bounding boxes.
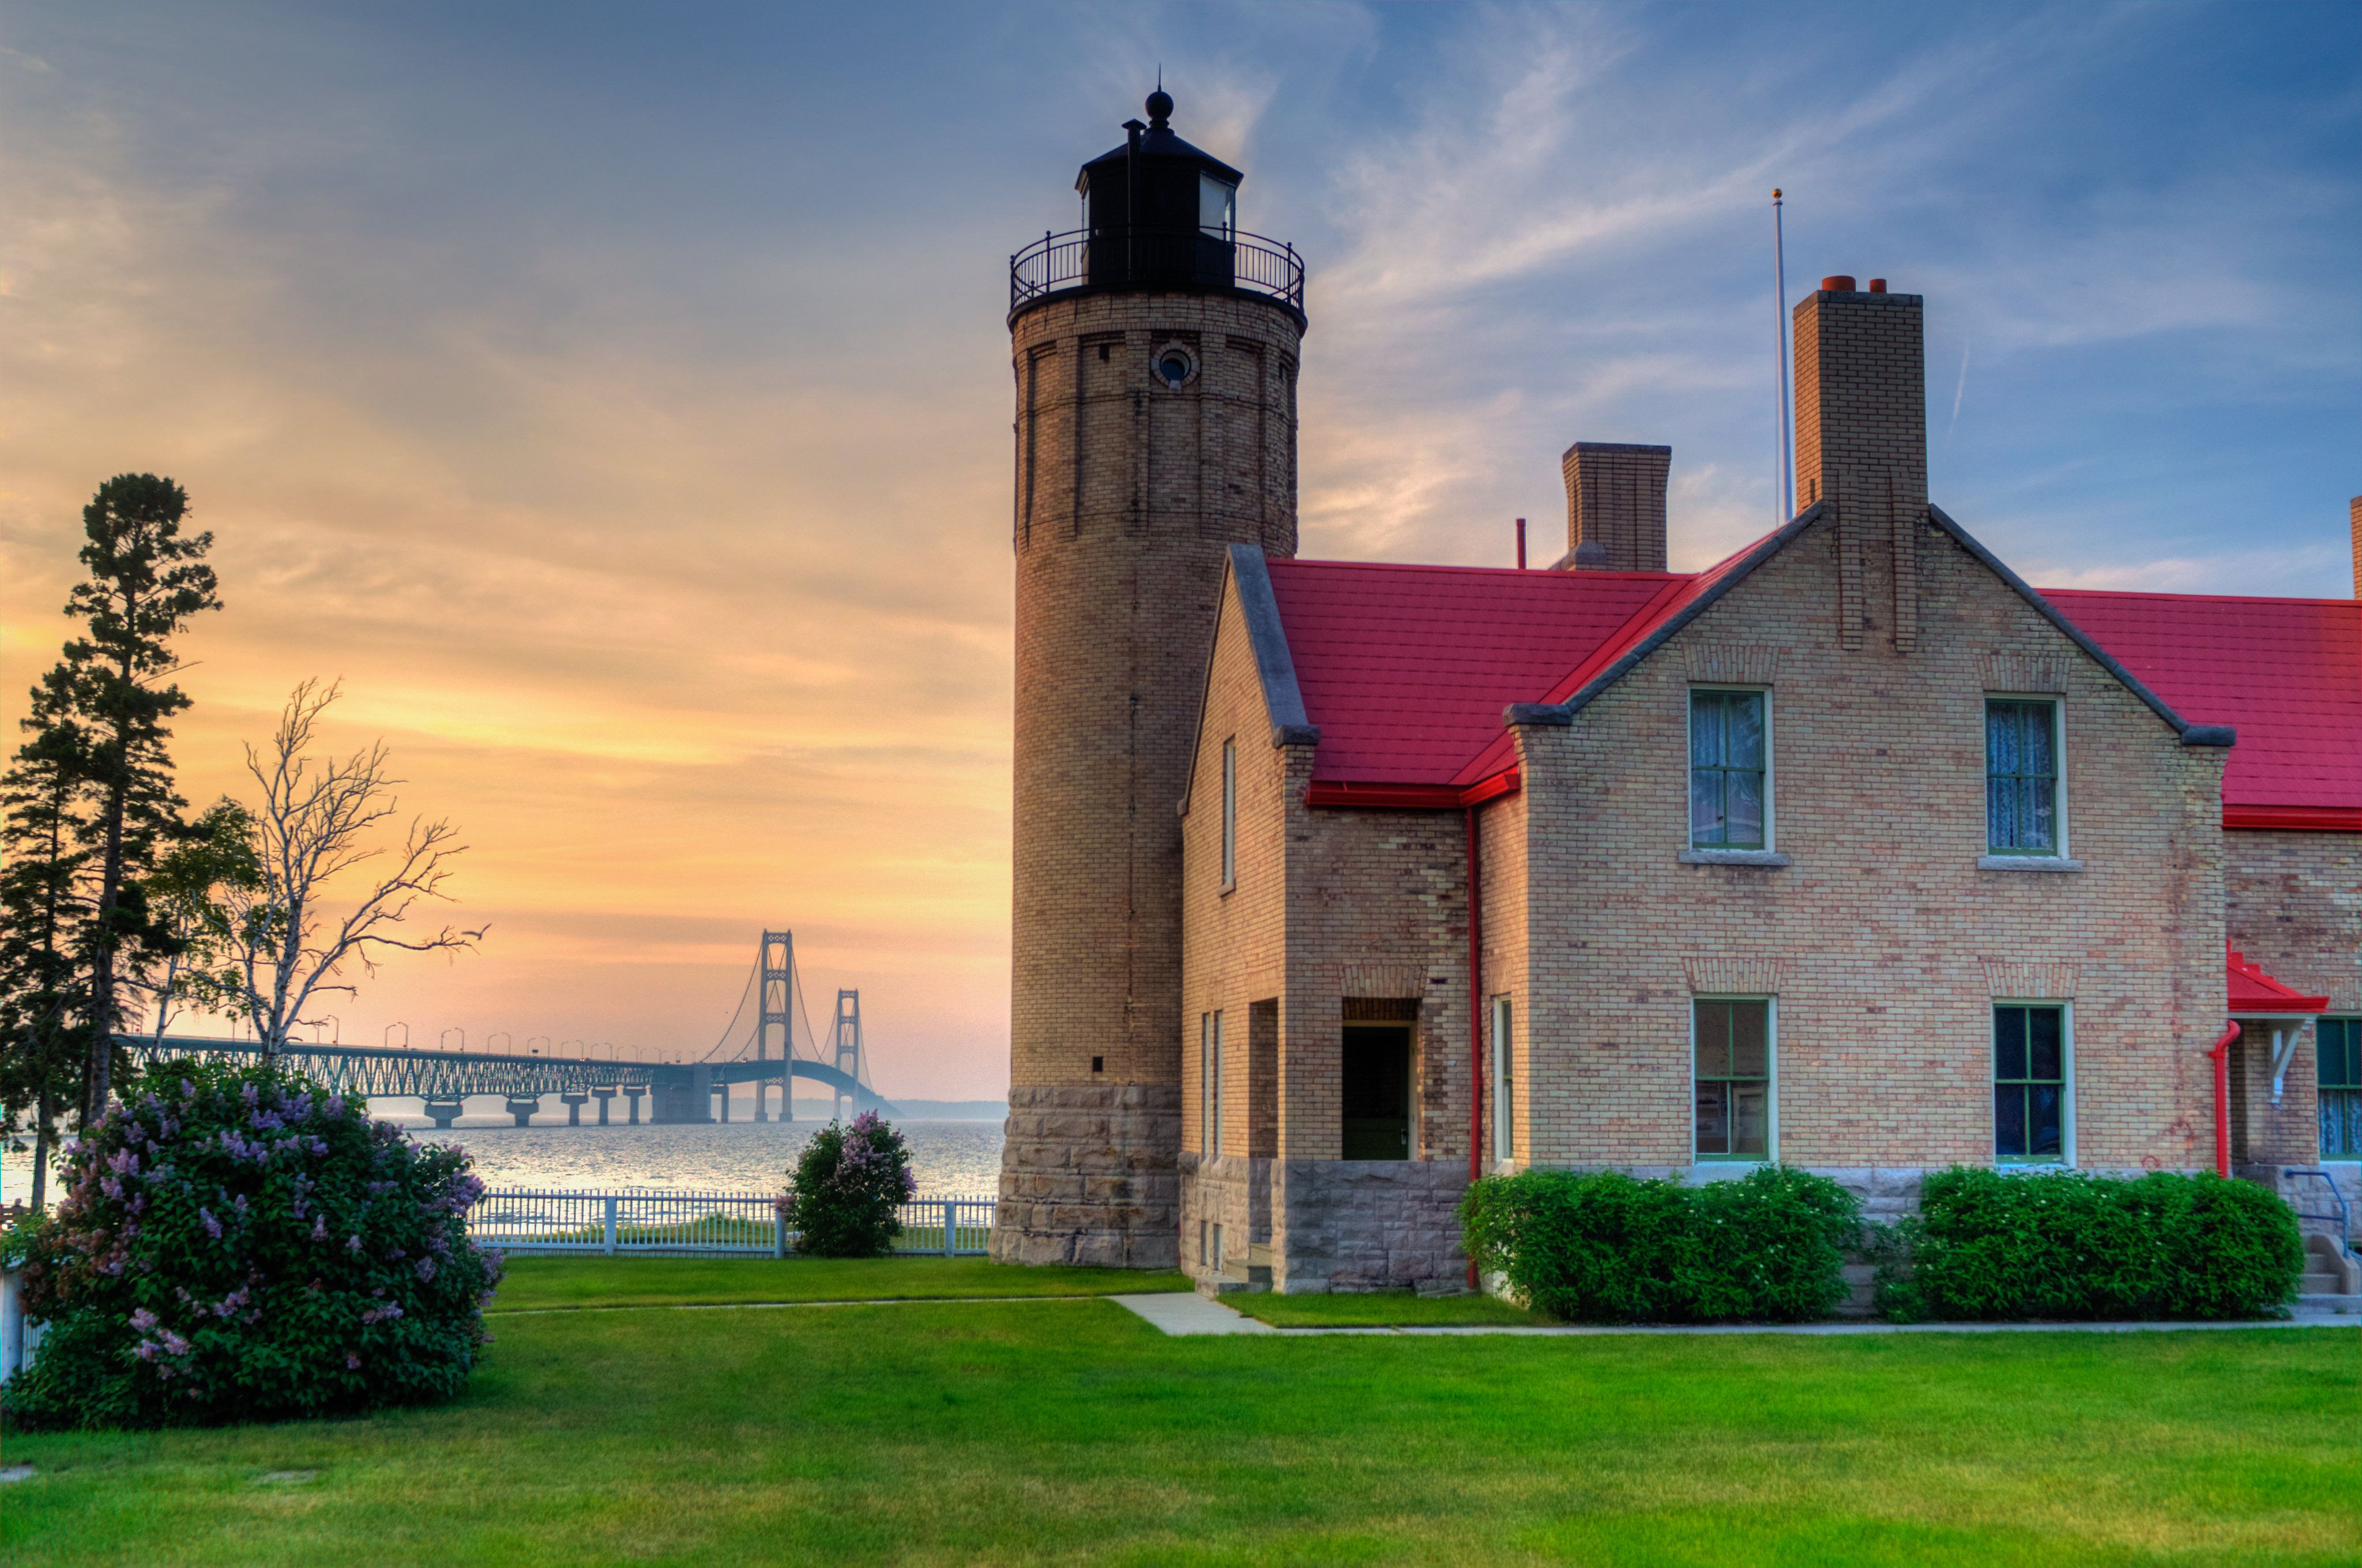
[2349,495,2360,600]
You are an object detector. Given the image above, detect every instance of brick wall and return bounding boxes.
[2226,828,2362,1167]
[1510,512,2228,1171]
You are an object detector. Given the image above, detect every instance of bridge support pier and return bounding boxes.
[562,1092,590,1126]
[506,1095,542,1127]
[754,1081,769,1123]
[423,1098,464,1130]
[716,1081,731,1122]
[625,1088,644,1125]
[593,1087,616,1125]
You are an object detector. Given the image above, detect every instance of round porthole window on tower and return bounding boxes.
[1153,343,1198,389]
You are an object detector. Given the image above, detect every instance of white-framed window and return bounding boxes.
[1993,1001,2074,1164]
[1211,1222,1225,1272]
[1220,738,1237,890]
[1491,996,1514,1162]
[1201,1010,1224,1157]
[1199,174,1236,239]
[1985,697,2066,856]
[1688,687,1772,850]
[1692,997,1775,1161]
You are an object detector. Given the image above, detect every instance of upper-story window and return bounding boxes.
[1689,689,1767,849]
[1220,739,1237,890]
[1986,699,2060,855]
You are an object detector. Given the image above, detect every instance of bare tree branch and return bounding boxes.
[221,680,487,1054]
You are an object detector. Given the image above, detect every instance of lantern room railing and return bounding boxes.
[1011,227,1304,317]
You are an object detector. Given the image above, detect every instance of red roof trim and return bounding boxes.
[2226,943,2330,1015]
[1306,770,1520,811]
[2224,806,2362,833]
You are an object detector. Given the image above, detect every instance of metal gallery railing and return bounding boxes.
[467,1189,994,1257]
[1010,226,1305,316]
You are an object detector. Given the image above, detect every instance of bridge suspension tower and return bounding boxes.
[757,931,794,1122]
[830,991,864,1123]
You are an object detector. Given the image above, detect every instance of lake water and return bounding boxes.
[3,1116,1007,1206]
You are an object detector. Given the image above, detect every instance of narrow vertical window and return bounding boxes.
[1986,700,2059,853]
[1689,690,1767,848]
[1693,999,1771,1159]
[1199,1013,1213,1157]
[1220,739,1237,888]
[2320,1019,2361,1159]
[1994,1005,2067,1161]
[1209,1010,1225,1157]
[1491,997,1514,1162]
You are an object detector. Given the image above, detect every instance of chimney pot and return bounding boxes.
[1868,278,1887,294]
[1821,275,1856,292]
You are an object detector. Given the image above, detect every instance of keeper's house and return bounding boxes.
[1176,280,2361,1293]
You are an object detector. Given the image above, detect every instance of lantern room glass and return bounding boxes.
[1199,174,1236,239]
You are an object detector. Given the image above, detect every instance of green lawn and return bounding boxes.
[3,1260,2355,1566]
[1228,1289,1548,1328]
[487,1255,1192,1311]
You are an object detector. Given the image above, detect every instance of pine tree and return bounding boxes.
[59,474,220,1125]
[0,665,96,1209]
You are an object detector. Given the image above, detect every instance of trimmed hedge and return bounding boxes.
[1459,1166,1860,1324]
[1875,1167,2304,1322]
[6,1060,502,1430]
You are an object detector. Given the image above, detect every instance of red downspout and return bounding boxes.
[2206,1022,2240,1179]
[1465,805,1484,1289]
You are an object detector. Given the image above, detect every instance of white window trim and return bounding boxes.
[1992,998,2076,1169]
[1491,995,1514,1163]
[1682,685,1783,864]
[1689,994,1777,1166]
[1981,693,2073,864]
[1219,738,1237,892]
[1198,1013,1212,1158]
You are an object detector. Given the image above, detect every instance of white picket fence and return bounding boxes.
[465,1189,995,1257]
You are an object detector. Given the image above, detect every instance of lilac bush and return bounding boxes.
[5,1059,502,1430]
[777,1111,916,1257]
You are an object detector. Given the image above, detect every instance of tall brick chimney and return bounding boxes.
[2349,495,2360,599]
[1793,277,1927,650]
[1560,441,1670,572]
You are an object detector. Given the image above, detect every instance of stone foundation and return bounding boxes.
[1267,1159,1471,1293]
[1179,1152,1272,1290]
[991,1083,1182,1268]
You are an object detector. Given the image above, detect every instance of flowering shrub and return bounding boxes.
[777,1112,916,1258]
[1874,1167,2303,1322]
[6,1059,502,1430]
[1459,1166,1860,1323]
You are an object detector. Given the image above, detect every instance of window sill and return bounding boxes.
[1680,848,1791,868]
[1979,855,2085,873]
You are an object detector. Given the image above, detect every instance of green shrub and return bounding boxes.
[6,1060,502,1431]
[777,1112,916,1258]
[1875,1167,2304,1322]
[1460,1166,1860,1324]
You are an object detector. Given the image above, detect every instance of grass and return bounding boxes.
[3,1259,2356,1566]
[487,1255,1193,1311]
[1228,1289,1548,1328]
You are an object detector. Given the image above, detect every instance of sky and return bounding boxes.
[2,2,2355,1100]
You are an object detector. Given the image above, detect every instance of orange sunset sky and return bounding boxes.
[3,5,2352,1100]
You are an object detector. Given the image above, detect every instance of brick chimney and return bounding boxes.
[1793,277,1927,650]
[2349,495,2360,599]
[1559,441,1670,572]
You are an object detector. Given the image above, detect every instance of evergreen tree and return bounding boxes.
[0,666,95,1209]
[59,473,220,1125]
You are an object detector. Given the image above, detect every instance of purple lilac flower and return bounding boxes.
[131,1307,159,1331]
[414,1257,437,1282]
[200,1208,223,1240]
[346,1234,363,1253]
[312,1215,329,1242]
[346,1353,362,1370]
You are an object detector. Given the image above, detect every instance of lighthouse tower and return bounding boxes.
[995,90,1306,1266]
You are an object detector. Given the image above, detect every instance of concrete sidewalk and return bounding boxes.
[1109,1293,2360,1338]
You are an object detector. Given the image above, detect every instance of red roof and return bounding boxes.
[1263,559,1688,788]
[2227,945,2329,1015]
[2043,590,2362,823]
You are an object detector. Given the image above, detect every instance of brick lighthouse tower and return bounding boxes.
[994,89,1306,1266]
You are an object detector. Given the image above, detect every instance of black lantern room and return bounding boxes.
[1010,89,1303,325]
